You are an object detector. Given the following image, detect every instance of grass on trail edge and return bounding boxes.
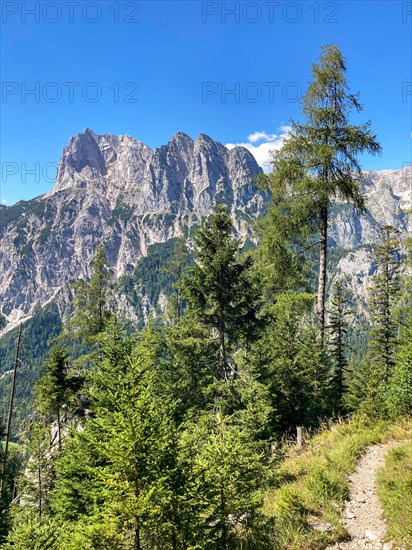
[263,418,412,550]
[377,439,412,549]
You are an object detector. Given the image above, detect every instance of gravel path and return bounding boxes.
[327,441,398,550]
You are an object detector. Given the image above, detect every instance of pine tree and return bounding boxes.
[52,320,185,549]
[35,346,70,450]
[387,237,412,416]
[182,409,269,549]
[263,44,381,343]
[182,204,260,380]
[368,226,401,382]
[327,282,351,412]
[70,245,112,343]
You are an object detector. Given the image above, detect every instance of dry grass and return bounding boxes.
[263,418,412,549]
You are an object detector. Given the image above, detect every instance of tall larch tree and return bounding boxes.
[266,44,381,343]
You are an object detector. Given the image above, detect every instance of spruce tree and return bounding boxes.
[387,326,412,417]
[387,237,412,416]
[70,245,112,343]
[263,44,381,343]
[18,421,55,519]
[368,225,401,382]
[166,316,217,418]
[52,320,184,549]
[327,282,350,412]
[252,292,329,431]
[162,237,190,324]
[182,204,260,380]
[182,409,269,549]
[4,513,66,550]
[346,227,402,416]
[35,346,70,450]
[0,443,22,541]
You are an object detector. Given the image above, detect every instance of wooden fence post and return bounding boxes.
[296,426,304,448]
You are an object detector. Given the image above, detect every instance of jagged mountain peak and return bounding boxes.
[0,129,265,332]
[1,127,410,335]
[197,132,215,143]
[170,131,193,143]
[82,127,96,136]
[50,130,262,197]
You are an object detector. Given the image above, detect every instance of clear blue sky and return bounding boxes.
[1,0,411,204]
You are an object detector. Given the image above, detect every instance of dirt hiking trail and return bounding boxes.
[327,440,402,550]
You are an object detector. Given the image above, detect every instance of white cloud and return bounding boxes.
[226,126,291,172]
[1,198,7,205]
[247,131,278,143]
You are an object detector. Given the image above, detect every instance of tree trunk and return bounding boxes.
[172,499,178,550]
[220,483,228,549]
[57,407,61,451]
[218,309,227,380]
[134,523,141,550]
[219,328,227,380]
[0,324,22,501]
[134,480,141,550]
[38,463,42,518]
[317,204,328,346]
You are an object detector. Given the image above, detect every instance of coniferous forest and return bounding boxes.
[1,45,411,549]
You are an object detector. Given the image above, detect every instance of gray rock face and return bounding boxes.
[50,129,262,215]
[0,128,410,334]
[0,129,265,331]
[328,166,411,315]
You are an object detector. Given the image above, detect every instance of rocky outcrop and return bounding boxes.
[0,129,410,334]
[0,129,265,332]
[328,166,411,314]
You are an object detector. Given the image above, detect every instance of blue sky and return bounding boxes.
[1,0,411,204]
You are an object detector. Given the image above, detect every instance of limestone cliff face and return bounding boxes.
[0,129,265,331]
[0,129,410,333]
[328,166,411,314]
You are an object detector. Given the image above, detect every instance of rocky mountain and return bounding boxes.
[328,166,411,311]
[0,129,265,333]
[0,129,410,336]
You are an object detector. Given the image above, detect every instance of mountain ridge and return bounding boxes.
[0,129,411,335]
[0,129,265,334]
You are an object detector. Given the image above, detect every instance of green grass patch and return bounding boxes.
[377,439,412,548]
[264,419,412,549]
